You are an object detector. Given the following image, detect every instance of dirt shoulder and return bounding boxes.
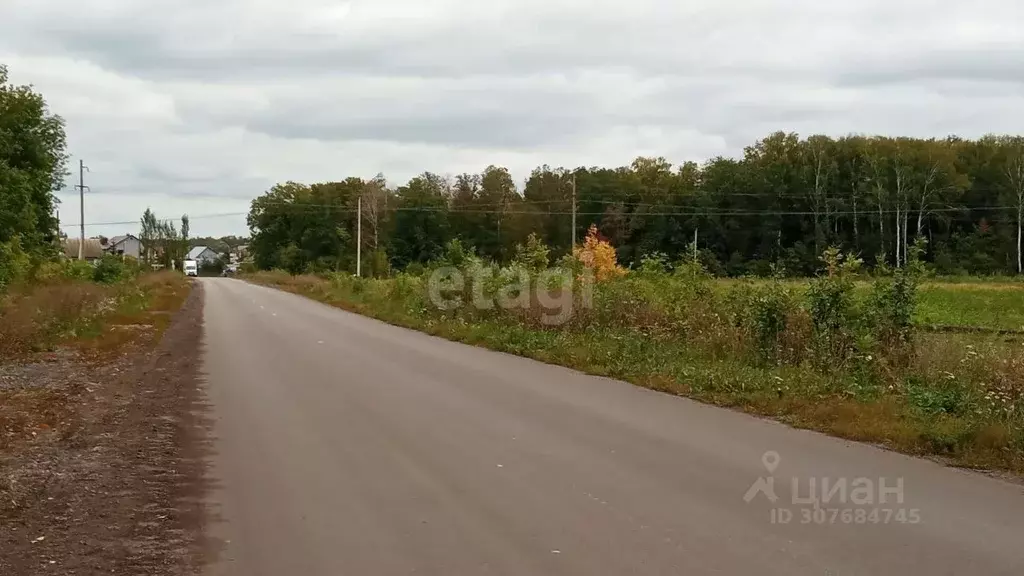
[1,281,208,575]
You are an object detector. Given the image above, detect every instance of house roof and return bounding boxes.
[63,238,104,259]
[108,234,138,246]
[187,246,217,260]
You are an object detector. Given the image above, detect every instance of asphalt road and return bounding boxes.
[200,278,1024,575]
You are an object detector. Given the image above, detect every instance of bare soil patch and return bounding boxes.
[1,282,208,575]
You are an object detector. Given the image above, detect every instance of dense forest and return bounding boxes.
[248,133,1024,277]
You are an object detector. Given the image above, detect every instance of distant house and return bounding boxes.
[105,234,142,259]
[232,244,251,265]
[187,246,221,265]
[62,238,104,261]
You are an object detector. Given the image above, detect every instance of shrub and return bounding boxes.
[725,251,747,276]
[573,225,626,282]
[751,282,792,363]
[671,257,712,299]
[637,252,670,276]
[368,249,391,278]
[868,238,925,364]
[92,255,128,284]
[29,258,104,284]
[32,260,69,283]
[589,275,665,332]
[932,245,966,276]
[731,274,802,365]
[869,270,918,359]
[439,239,470,268]
[906,377,973,418]
[275,243,304,275]
[806,247,862,369]
[0,238,32,290]
[697,249,725,277]
[390,272,425,303]
[64,259,95,282]
[513,234,551,273]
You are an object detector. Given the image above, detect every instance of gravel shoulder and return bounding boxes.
[1,282,208,575]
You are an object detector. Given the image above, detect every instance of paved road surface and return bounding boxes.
[200,278,1024,575]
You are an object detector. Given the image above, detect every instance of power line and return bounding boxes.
[61,204,1021,229]
[247,200,1020,216]
[59,212,247,229]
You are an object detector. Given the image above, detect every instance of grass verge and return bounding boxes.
[0,271,190,363]
[1,271,192,451]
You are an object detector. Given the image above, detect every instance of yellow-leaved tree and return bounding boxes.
[573,224,626,281]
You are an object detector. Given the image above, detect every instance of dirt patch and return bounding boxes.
[0,282,209,575]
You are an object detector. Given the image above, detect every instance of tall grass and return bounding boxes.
[0,263,188,361]
[0,282,116,358]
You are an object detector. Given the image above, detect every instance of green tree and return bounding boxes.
[140,208,159,265]
[389,173,451,268]
[179,214,190,267]
[997,136,1024,273]
[240,132,1024,277]
[0,64,68,258]
[248,180,360,273]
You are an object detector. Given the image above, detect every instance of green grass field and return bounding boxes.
[915,283,1024,331]
[715,278,1024,331]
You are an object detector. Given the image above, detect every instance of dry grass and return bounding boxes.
[1,272,192,454]
[75,271,191,359]
[0,282,116,359]
[0,271,191,363]
[0,276,205,576]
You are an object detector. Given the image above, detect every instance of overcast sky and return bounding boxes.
[2,0,1024,237]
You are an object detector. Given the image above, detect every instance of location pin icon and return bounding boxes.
[762,451,781,474]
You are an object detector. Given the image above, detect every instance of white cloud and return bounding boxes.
[2,0,1024,236]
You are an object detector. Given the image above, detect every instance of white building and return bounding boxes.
[187,245,221,265]
[105,234,142,259]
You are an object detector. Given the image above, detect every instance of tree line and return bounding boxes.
[248,133,1024,277]
[0,64,67,287]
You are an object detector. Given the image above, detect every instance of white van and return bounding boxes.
[184,259,199,277]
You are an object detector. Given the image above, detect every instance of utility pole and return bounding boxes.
[693,228,698,262]
[356,195,364,276]
[571,173,577,248]
[75,160,89,260]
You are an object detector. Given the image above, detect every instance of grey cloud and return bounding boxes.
[2,1,837,82]
[6,0,1020,86]
[832,47,1024,88]
[5,0,1024,236]
[231,75,609,148]
[246,112,589,149]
